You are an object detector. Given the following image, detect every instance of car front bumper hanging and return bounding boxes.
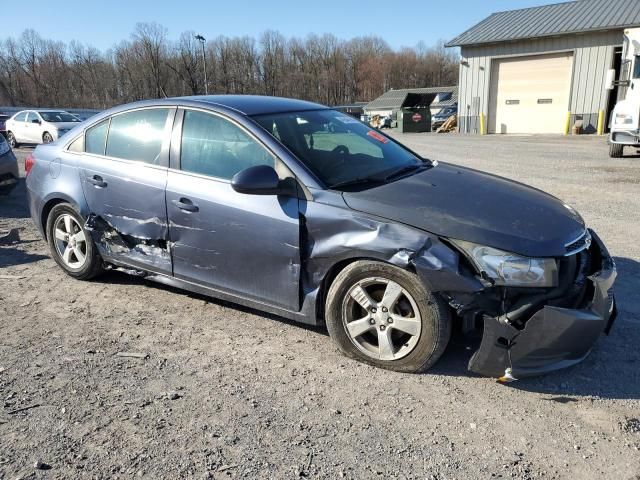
[468,230,617,379]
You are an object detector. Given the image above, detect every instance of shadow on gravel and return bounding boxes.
[0,246,48,268]
[96,269,329,337]
[0,226,46,268]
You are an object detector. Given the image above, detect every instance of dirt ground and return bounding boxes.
[1,134,639,480]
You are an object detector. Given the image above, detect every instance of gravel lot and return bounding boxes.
[1,134,639,479]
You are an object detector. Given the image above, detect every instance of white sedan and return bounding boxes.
[6,110,82,147]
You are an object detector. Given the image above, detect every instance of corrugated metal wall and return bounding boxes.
[457,30,623,134]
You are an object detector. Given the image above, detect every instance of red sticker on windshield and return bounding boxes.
[367,130,388,143]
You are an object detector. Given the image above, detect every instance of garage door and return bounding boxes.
[488,52,574,134]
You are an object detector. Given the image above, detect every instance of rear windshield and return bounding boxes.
[40,111,81,123]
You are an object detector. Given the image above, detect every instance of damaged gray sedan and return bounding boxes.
[25,96,617,379]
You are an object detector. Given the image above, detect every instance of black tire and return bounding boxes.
[46,203,103,280]
[7,131,18,148]
[43,132,53,144]
[325,260,451,373]
[609,143,624,158]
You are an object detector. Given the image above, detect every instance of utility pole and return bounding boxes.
[195,34,208,95]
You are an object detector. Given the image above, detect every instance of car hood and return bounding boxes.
[341,163,585,257]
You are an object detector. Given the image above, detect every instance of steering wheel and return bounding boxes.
[332,145,349,156]
[327,145,350,170]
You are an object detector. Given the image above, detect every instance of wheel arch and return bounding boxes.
[41,195,84,241]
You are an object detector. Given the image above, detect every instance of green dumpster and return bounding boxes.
[397,93,436,133]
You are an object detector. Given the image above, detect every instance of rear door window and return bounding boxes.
[105,108,170,164]
[14,112,27,122]
[180,110,275,180]
[68,135,84,153]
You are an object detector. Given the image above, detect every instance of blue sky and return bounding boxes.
[4,0,567,50]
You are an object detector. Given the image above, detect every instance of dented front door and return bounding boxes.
[77,107,175,274]
[166,173,301,310]
[166,108,301,311]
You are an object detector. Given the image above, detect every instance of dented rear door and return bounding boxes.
[166,108,301,311]
[77,107,175,274]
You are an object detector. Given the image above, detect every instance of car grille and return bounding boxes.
[551,235,596,310]
[564,229,592,256]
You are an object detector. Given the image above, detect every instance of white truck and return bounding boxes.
[608,28,640,158]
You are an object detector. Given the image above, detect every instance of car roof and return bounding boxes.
[175,95,329,116]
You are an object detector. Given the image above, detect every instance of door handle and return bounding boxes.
[172,198,199,213]
[88,175,107,188]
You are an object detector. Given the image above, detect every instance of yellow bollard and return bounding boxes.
[565,111,572,135]
[479,113,485,135]
[597,110,605,135]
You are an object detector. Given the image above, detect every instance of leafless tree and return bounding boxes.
[0,24,459,108]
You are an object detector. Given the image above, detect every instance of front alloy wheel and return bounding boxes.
[343,278,422,361]
[326,260,451,373]
[43,132,53,144]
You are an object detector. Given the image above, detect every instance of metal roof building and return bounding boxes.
[447,0,640,135]
[364,86,458,117]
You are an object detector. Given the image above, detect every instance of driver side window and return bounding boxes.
[180,110,275,180]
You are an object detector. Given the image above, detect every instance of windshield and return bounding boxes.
[252,109,425,188]
[40,111,81,123]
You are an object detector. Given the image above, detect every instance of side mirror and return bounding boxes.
[231,165,291,196]
[31,119,41,124]
[605,69,616,90]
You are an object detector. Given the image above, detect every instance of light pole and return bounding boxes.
[195,34,208,95]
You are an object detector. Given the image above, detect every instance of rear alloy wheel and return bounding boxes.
[43,132,53,144]
[326,261,451,373]
[609,143,624,158]
[7,132,18,148]
[46,203,103,280]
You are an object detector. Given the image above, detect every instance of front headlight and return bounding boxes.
[452,239,558,287]
[615,113,635,125]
